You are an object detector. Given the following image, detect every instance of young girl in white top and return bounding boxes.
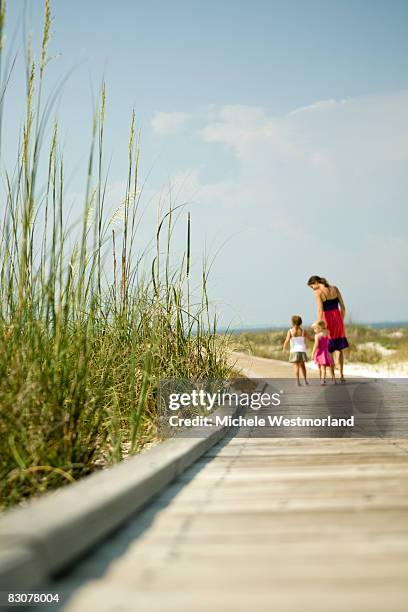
[282,315,312,386]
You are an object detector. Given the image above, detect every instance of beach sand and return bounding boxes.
[307,360,408,378]
[232,350,408,379]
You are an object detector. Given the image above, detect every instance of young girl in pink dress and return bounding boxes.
[311,320,336,385]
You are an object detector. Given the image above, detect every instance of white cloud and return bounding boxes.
[151,111,192,136]
[288,98,348,116]
[197,105,280,155]
[153,92,408,324]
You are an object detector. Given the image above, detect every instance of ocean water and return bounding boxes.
[369,321,408,329]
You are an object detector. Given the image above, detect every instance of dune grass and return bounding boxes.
[0,1,232,509]
[233,324,408,365]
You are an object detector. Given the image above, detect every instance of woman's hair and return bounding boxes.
[307,275,329,287]
[291,315,302,326]
[312,319,326,331]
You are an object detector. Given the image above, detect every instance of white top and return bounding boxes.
[290,331,306,353]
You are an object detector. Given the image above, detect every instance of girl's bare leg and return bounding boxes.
[318,365,322,383]
[323,365,327,383]
[300,362,308,384]
[294,363,300,385]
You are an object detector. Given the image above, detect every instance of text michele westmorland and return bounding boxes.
[168,415,354,427]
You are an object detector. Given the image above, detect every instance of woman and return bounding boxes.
[307,275,349,382]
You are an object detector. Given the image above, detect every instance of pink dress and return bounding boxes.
[314,334,333,366]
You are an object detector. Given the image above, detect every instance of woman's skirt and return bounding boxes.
[323,309,349,353]
[289,351,308,363]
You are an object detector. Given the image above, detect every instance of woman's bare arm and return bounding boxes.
[314,291,324,321]
[335,286,346,320]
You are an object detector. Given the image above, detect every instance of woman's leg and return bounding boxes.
[338,350,345,380]
[330,363,336,381]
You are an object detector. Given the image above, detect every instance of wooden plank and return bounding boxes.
[58,355,408,612]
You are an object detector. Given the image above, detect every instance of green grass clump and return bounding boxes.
[0,1,232,509]
[233,324,408,366]
[233,330,287,360]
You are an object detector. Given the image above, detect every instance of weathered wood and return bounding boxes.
[56,355,408,612]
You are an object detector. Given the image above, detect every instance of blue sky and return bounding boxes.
[2,0,408,326]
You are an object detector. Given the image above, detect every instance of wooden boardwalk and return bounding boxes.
[53,354,408,611]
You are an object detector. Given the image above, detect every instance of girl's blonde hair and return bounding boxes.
[312,320,326,331]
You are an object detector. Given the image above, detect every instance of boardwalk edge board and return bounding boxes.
[0,401,242,589]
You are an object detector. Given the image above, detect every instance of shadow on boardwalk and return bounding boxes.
[31,433,239,611]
